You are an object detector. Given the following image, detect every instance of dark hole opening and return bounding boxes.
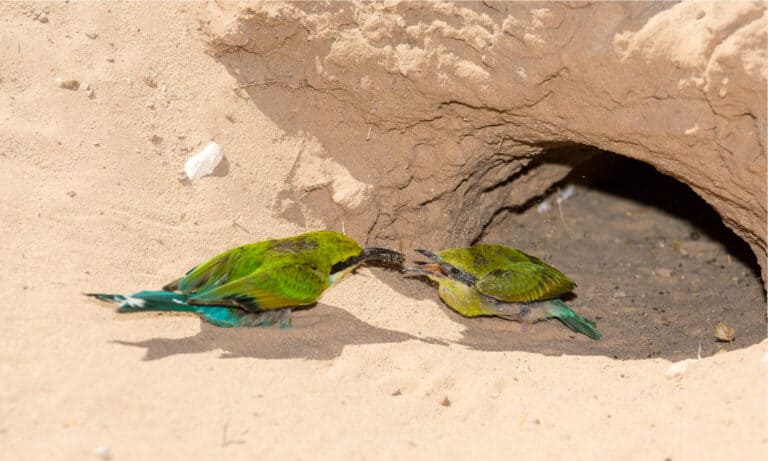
[405,146,766,360]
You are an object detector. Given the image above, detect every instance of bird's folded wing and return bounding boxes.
[476,262,575,302]
[165,245,266,293]
[187,263,328,311]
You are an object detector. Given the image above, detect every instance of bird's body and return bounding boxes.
[406,245,600,340]
[88,231,404,328]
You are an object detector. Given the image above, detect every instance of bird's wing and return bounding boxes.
[476,262,575,302]
[187,263,329,311]
[164,244,268,294]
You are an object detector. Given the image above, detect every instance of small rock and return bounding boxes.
[612,291,626,298]
[86,32,98,39]
[143,76,158,88]
[66,191,76,198]
[556,184,576,203]
[655,268,673,278]
[440,396,451,407]
[185,141,223,180]
[391,389,401,396]
[665,359,695,379]
[55,77,80,90]
[94,446,111,460]
[536,200,552,213]
[106,57,115,63]
[714,321,735,342]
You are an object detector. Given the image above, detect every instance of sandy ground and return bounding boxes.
[1,3,766,460]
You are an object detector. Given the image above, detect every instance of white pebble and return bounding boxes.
[94,446,111,460]
[556,184,576,203]
[184,141,223,180]
[55,77,79,90]
[665,359,695,379]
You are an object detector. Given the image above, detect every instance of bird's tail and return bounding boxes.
[85,290,287,328]
[545,299,601,340]
[86,290,194,312]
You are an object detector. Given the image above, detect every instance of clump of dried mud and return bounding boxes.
[202,1,767,280]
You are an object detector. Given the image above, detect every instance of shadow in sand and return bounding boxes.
[402,271,764,361]
[450,307,610,357]
[113,303,428,361]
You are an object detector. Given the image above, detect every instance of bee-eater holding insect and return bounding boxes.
[87,231,404,328]
[405,245,600,340]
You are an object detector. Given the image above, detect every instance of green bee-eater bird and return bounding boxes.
[405,245,600,340]
[87,230,404,328]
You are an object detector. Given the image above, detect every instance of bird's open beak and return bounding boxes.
[403,263,447,279]
[415,249,441,262]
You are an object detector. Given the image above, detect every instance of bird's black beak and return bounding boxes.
[360,247,405,266]
[415,249,441,262]
[330,247,404,274]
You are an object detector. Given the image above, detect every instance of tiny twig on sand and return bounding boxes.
[232,215,251,234]
[556,198,568,229]
[235,80,277,89]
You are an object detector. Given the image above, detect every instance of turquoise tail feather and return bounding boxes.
[546,299,601,340]
[86,290,193,312]
[85,290,289,328]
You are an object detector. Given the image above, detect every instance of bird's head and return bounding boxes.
[404,249,477,286]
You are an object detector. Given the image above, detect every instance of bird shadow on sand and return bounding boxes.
[377,270,605,355]
[113,303,441,361]
[396,271,761,361]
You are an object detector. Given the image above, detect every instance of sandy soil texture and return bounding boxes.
[1,3,766,460]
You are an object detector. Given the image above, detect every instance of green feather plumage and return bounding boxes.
[87,231,403,327]
[408,244,600,340]
[166,230,362,309]
[438,245,576,302]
